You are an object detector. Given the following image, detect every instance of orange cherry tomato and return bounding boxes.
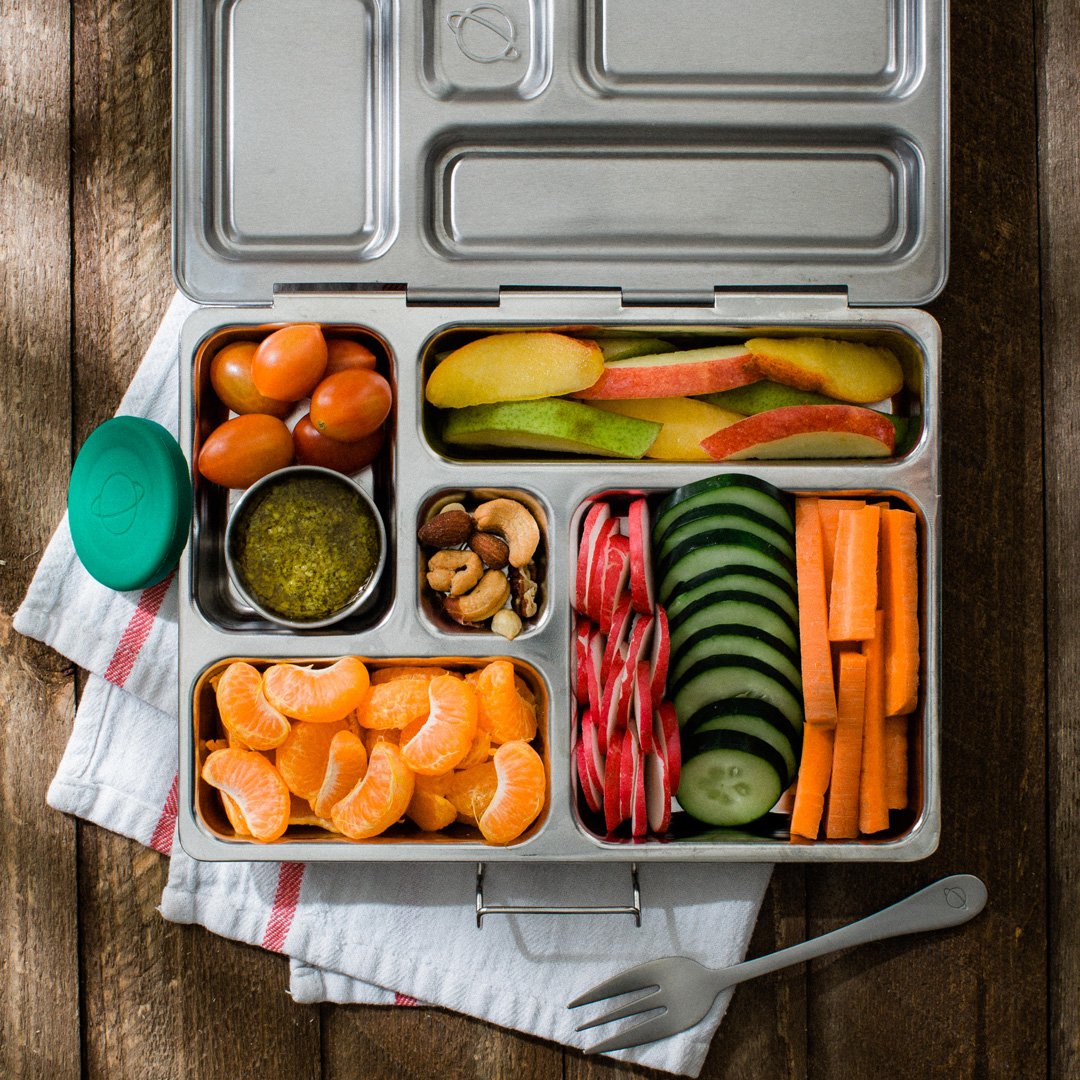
[198,414,294,488]
[210,341,293,417]
[310,369,393,442]
[293,415,386,474]
[251,324,327,401]
[325,338,378,376]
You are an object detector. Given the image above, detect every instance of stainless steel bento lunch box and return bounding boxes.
[173,0,947,863]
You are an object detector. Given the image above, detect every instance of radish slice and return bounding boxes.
[620,725,637,825]
[600,646,631,748]
[653,701,681,793]
[586,628,605,751]
[574,617,592,704]
[583,707,606,789]
[576,726,604,814]
[575,501,611,614]
[601,595,634,687]
[645,750,672,833]
[598,534,630,633]
[633,659,654,756]
[628,498,655,616]
[650,605,670,703]
[624,611,655,674]
[586,518,620,621]
[604,729,625,833]
[629,731,648,837]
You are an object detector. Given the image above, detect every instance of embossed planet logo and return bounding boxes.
[943,886,967,909]
[446,3,521,64]
[90,472,145,535]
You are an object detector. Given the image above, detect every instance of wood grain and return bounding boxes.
[0,0,81,1077]
[1037,0,1080,1076]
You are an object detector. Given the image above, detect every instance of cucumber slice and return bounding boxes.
[667,565,799,625]
[684,699,800,783]
[670,624,802,693]
[654,474,794,543]
[671,655,804,730]
[677,731,785,826]
[668,591,798,654]
[658,529,796,602]
[657,503,795,564]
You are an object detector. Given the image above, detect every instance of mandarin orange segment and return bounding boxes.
[312,731,369,818]
[478,741,546,845]
[288,793,339,831]
[202,748,290,842]
[356,678,431,730]
[263,657,370,723]
[474,661,537,745]
[457,728,492,770]
[370,665,449,685]
[446,761,498,825]
[400,716,426,745]
[361,726,399,757]
[400,674,478,776]
[331,740,415,840]
[414,771,454,797]
[406,786,458,832]
[275,718,350,801]
[221,792,252,836]
[215,661,291,750]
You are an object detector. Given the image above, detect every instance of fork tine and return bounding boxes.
[583,1009,692,1055]
[573,987,664,1032]
[566,958,668,1009]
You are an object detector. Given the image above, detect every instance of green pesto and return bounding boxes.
[233,475,379,621]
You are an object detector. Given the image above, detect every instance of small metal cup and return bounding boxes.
[224,465,387,629]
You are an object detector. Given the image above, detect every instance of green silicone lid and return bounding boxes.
[68,416,193,592]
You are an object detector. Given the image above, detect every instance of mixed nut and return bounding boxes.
[418,496,542,637]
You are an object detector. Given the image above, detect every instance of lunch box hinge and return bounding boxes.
[620,289,717,308]
[407,286,501,306]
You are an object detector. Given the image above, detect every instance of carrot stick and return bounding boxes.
[819,498,865,598]
[859,611,889,834]
[794,498,837,727]
[825,651,867,838]
[880,508,920,715]
[790,723,835,841]
[828,504,881,642]
[884,715,909,809]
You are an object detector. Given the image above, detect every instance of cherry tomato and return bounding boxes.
[198,414,294,488]
[325,337,378,376]
[251,324,327,400]
[293,414,385,474]
[310,369,393,442]
[210,341,293,417]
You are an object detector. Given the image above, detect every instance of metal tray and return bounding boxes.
[176,292,941,862]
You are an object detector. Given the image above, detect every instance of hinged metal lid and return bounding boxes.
[173,0,948,308]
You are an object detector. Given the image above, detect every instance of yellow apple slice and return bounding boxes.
[589,397,744,461]
[744,337,903,404]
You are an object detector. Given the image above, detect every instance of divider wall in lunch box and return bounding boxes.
[173,0,947,862]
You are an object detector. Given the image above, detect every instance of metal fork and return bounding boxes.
[568,873,987,1054]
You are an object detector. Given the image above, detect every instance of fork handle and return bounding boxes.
[721,874,987,988]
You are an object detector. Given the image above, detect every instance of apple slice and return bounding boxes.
[627,498,655,615]
[653,701,681,793]
[700,405,896,461]
[576,721,604,815]
[598,534,631,633]
[650,606,670,703]
[574,616,592,704]
[572,344,757,400]
[575,501,611,614]
[644,750,672,834]
[586,516,620,621]
[601,595,634,687]
[604,729,626,833]
[601,647,633,747]
[633,659,654,756]
[629,731,648,838]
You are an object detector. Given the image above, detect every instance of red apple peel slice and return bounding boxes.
[575,501,611,614]
[627,498,655,616]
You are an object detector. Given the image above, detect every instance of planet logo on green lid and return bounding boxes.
[90,472,146,535]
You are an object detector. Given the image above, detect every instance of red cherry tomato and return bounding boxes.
[293,414,385,474]
[210,341,293,417]
[325,337,378,376]
[251,324,327,401]
[310,369,393,442]
[198,414,294,488]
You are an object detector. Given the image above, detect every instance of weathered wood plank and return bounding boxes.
[0,0,81,1076]
[805,0,1048,1076]
[1038,0,1080,1076]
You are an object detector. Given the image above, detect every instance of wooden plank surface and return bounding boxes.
[0,0,1075,1077]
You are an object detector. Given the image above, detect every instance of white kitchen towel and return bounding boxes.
[15,291,773,1076]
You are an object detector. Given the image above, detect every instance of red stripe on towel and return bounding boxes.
[394,993,418,1007]
[262,862,306,953]
[149,773,180,853]
[104,573,174,688]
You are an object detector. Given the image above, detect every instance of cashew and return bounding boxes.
[472,499,540,568]
[426,550,483,597]
[443,569,511,624]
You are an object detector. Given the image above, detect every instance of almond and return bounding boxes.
[417,509,474,547]
[468,531,510,570]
